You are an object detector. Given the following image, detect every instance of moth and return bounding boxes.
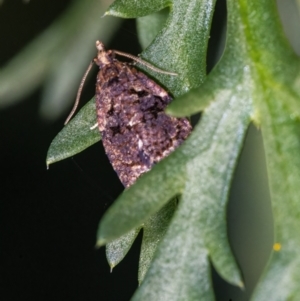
[66,41,192,187]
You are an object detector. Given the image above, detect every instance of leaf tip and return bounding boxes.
[96,237,106,248]
[105,7,120,18]
[238,280,245,290]
[109,264,115,273]
[46,157,53,168]
[250,109,261,127]
[165,105,184,117]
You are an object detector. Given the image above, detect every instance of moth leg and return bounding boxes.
[90,123,98,130]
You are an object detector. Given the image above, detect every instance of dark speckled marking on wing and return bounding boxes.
[94,42,192,187]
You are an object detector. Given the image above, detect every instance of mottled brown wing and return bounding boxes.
[96,60,191,187]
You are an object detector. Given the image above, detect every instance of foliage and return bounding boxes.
[0,0,121,120]
[47,0,300,300]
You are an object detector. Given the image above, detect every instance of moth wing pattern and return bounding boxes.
[95,44,192,187]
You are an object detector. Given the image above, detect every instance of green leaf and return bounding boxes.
[105,199,176,283]
[97,156,185,245]
[106,227,141,270]
[0,0,121,120]
[107,0,211,97]
[47,0,300,298]
[166,0,300,299]
[98,74,250,296]
[138,199,176,283]
[97,0,254,298]
[220,0,300,300]
[46,99,100,166]
[47,0,212,166]
[106,0,170,18]
[136,9,169,50]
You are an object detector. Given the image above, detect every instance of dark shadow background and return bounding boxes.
[0,1,273,300]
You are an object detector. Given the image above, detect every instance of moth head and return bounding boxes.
[94,40,112,67]
[95,40,105,52]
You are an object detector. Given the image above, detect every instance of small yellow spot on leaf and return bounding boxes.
[273,243,281,251]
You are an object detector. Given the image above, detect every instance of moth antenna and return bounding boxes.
[113,50,178,76]
[64,60,94,125]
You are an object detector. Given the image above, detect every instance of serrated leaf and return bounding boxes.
[166,0,300,299]
[138,199,176,283]
[46,0,300,298]
[46,99,100,166]
[97,158,185,245]
[105,199,176,282]
[131,74,251,299]
[97,0,253,298]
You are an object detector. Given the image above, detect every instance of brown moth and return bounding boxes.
[67,41,192,187]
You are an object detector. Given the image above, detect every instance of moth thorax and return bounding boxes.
[94,52,114,68]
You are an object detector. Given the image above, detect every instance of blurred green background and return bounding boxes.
[1,0,299,300]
